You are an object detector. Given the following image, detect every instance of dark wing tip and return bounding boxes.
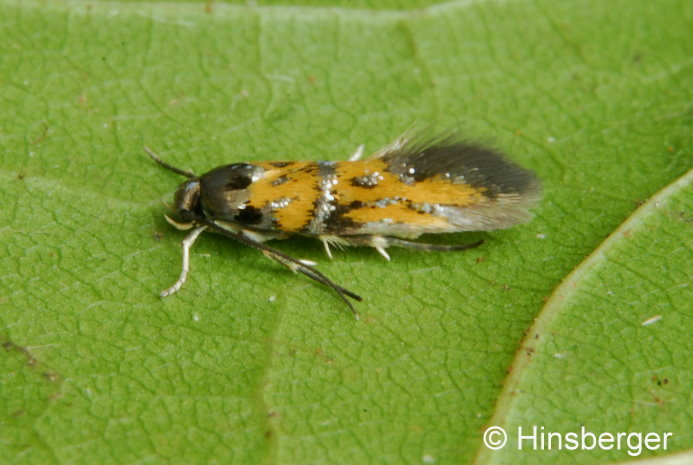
[379,132,542,200]
[376,130,542,231]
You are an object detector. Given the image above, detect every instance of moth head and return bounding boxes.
[172,178,202,223]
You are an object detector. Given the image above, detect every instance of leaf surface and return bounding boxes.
[0,1,690,464]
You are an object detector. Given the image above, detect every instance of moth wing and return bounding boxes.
[367,130,542,232]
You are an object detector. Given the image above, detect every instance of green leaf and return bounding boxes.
[475,170,692,465]
[1,1,690,464]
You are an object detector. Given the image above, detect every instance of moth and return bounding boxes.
[147,131,541,319]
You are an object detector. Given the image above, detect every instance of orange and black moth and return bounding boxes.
[147,131,541,319]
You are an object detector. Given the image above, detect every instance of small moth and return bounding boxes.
[147,131,541,319]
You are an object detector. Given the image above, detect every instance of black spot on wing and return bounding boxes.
[350,176,378,189]
[271,175,289,187]
[235,205,264,225]
[269,161,295,168]
[322,202,359,234]
[199,164,256,217]
[200,163,255,191]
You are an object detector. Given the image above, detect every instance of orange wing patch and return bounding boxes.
[250,162,321,232]
[334,160,487,209]
[343,203,450,228]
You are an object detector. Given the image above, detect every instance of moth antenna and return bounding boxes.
[145,147,196,178]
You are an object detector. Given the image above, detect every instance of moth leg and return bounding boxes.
[161,226,207,297]
[387,237,485,252]
[318,235,350,260]
[348,144,365,161]
[199,219,362,319]
[258,248,360,319]
[372,236,391,261]
[320,237,334,259]
[345,235,484,256]
[343,235,391,261]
